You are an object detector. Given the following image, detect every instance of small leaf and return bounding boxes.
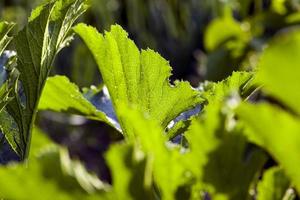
[0,21,15,56]
[39,75,120,130]
[0,110,20,162]
[201,71,254,105]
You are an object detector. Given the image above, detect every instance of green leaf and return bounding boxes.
[39,75,118,129]
[257,29,300,115]
[0,21,15,56]
[185,100,266,200]
[257,167,290,200]
[237,103,300,193]
[74,24,202,134]
[6,0,88,160]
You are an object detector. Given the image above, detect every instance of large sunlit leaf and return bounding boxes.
[237,103,300,193]
[5,0,88,160]
[74,24,202,134]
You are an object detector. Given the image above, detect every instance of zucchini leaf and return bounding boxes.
[74,24,202,134]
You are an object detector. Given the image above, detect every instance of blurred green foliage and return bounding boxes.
[2,0,300,199]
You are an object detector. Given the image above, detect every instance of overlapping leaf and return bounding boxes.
[200,71,254,105]
[237,103,300,193]
[166,71,254,141]
[257,29,300,115]
[106,105,187,200]
[105,143,153,200]
[184,97,266,200]
[5,0,88,159]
